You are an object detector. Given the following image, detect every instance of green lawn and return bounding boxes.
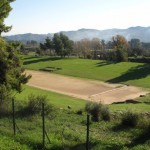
[15,85,86,111]
[22,55,150,89]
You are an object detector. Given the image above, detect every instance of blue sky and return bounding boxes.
[4,0,150,35]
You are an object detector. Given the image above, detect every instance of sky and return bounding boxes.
[4,0,150,35]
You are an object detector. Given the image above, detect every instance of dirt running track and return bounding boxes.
[26,70,148,104]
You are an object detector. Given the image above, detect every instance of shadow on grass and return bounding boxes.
[23,57,62,65]
[112,124,133,132]
[23,56,38,60]
[112,99,141,104]
[20,141,121,150]
[39,67,62,72]
[96,61,115,67]
[107,64,150,83]
[126,126,150,148]
[71,141,124,150]
[71,142,97,150]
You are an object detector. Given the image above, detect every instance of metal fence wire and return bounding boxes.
[4,99,92,149]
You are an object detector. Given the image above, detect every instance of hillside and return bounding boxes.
[4,26,150,43]
[4,33,52,43]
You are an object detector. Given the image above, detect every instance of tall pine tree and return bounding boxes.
[0,0,31,112]
[0,0,15,34]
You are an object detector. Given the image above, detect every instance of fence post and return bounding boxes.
[12,98,16,137]
[86,114,90,150]
[42,103,45,149]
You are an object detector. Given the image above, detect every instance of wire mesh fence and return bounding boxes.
[0,99,93,150]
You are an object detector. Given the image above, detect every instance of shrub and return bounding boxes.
[76,109,83,115]
[20,94,54,116]
[121,110,140,127]
[85,102,110,122]
[100,106,111,121]
[138,116,150,129]
[86,54,92,59]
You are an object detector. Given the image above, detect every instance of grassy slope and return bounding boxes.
[1,88,150,150]
[1,55,150,149]
[15,85,150,113]
[22,55,150,88]
[0,86,150,150]
[16,85,86,110]
[0,112,144,150]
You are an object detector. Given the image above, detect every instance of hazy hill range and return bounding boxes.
[4,26,150,43]
[5,33,53,43]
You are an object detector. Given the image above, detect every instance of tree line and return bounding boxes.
[18,33,150,62]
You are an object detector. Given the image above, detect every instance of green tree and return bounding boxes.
[59,33,73,57]
[45,37,53,49]
[53,33,64,57]
[44,37,54,55]
[39,43,47,55]
[0,0,31,109]
[0,0,15,35]
[53,33,73,57]
[112,35,128,62]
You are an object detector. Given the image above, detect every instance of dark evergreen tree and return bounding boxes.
[0,0,15,35]
[53,33,73,57]
[0,0,31,109]
[53,33,64,57]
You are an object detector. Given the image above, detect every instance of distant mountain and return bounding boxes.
[4,26,150,43]
[4,33,53,43]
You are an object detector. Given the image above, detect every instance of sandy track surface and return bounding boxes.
[26,70,148,104]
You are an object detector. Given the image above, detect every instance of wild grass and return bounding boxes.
[1,100,150,150]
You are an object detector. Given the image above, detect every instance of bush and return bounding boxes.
[20,94,54,116]
[138,116,150,129]
[76,109,83,115]
[85,102,110,122]
[100,106,111,121]
[86,54,92,59]
[121,110,140,127]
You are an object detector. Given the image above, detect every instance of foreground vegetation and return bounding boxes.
[0,85,150,150]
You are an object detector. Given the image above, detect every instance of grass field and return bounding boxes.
[1,55,150,149]
[22,55,150,89]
